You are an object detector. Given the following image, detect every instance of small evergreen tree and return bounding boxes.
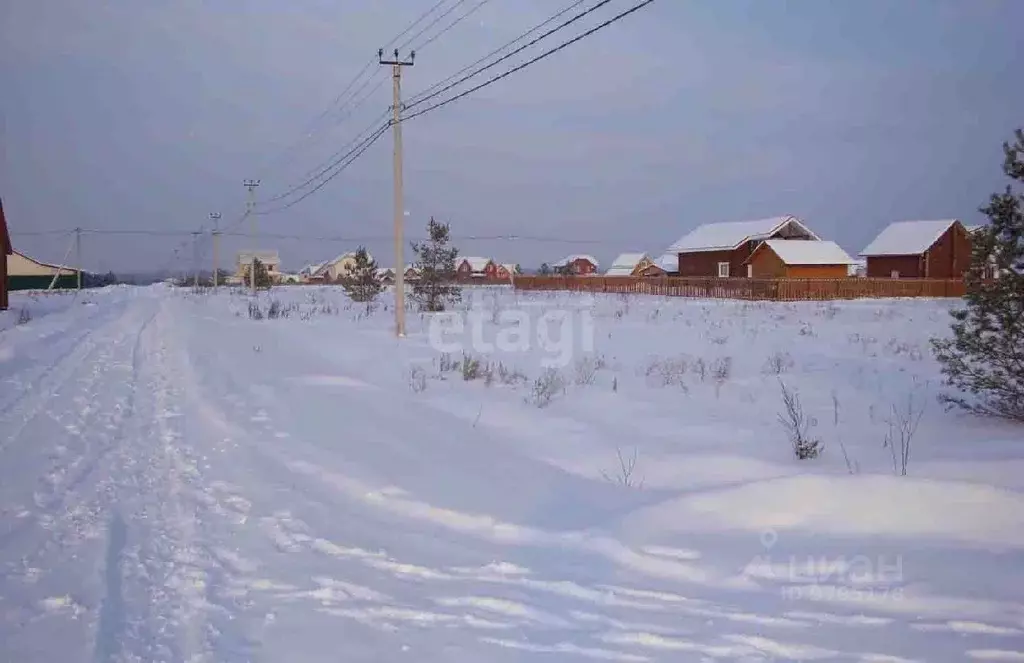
[241,259,273,289]
[539,263,551,275]
[340,247,383,303]
[931,128,1024,421]
[410,217,461,312]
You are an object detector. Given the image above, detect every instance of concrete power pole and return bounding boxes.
[210,212,222,288]
[243,179,260,294]
[191,230,201,289]
[74,227,82,291]
[379,47,414,338]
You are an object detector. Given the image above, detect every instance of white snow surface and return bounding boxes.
[757,240,858,266]
[666,216,821,253]
[860,220,959,257]
[2,284,1024,663]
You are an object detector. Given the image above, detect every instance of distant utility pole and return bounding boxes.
[75,227,82,291]
[243,179,260,294]
[210,212,222,287]
[379,47,414,338]
[191,230,202,288]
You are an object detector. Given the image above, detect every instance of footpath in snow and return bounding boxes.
[1,284,1023,663]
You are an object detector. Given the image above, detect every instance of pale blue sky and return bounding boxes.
[2,0,1022,274]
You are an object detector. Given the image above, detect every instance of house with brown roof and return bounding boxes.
[745,240,857,279]
[859,219,972,279]
[665,215,820,278]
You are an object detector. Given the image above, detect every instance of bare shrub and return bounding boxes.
[437,353,459,374]
[799,321,816,337]
[643,356,688,389]
[460,352,486,381]
[883,393,925,476]
[574,355,601,386]
[885,338,924,361]
[692,357,707,382]
[818,302,840,319]
[711,356,732,382]
[17,307,31,325]
[709,334,729,346]
[525,368,565,408]
[409,366,428,393]
[600,446,644,489]
[778,380,821,460]
[496,362,528,386]
[763,350,795,375]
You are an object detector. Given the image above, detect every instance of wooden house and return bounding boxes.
[606,253,656,276]
[744,240,857,278]
[456,257,496,280]
[552,254,599,275]
[495,263,519,280]
[860,219,972,279]
[665,215,820,277]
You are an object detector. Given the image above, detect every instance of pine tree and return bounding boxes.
[242,259,273,289]
[539,263,551,275]
[410,217,461,312]
[931,128,1024,421]
[340,247,383,303]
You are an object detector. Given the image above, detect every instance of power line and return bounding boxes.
[405,0,607,111]
[406,0,587,107]
[395,0,470,53]
[253,121,393,215]
[409,0,495,52]
[254,0,449,177]
[259,110,392,205]
[406,0,657,122]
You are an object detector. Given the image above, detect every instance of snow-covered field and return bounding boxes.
[1,284,1023,663]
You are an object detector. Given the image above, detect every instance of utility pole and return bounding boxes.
[74,227,82,291]
[210,212,222,288]
[191,230,202,289]
[379,47,414,338]
[243,179,260,294]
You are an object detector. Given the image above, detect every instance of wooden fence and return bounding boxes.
[512,276,966,301]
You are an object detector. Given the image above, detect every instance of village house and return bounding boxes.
[236,250,282,283]
[859,219,972,279]
[0,198,9,310]
[744,240,857,279]
[665,215,820,278]
[495,263,519,281]
[552,254,599,275]
[403,264,420,282]
[456,257,496,280]
[6,250,80,290]
[652,254,678,276]
[376,267,395,285]
[309,251,374,283]
[605,253,657,276]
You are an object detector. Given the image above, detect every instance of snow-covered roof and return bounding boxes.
[458,256,492,272]
[667,216,819,253]
[499,263,518,273]
[654,253,677,272]
[552,254,599,268]
[605,252,649,276]
[860,220,959,257]
[966,224,987,234]
[752,240,857,265]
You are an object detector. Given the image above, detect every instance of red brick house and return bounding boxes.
[456,257,496,280]
[552,254,599,275]
[665,215,820,278]
[860,219,972,279]
[0,197,10,310]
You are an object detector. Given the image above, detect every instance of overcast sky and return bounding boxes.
[3,0,1023,274]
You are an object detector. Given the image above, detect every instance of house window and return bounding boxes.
[746,264,753,278]
[890,270,900,279]
[717,262,730,278]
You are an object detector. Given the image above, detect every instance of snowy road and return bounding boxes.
[2,287,1024,662]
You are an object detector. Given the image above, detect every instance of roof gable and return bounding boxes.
[458,256,492,271]
[552,254,599,268]
[667,215,819,253]
[860,220,959,257]
[749,239,856,265]
[606,252,648,275]
[0,197,11,255]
